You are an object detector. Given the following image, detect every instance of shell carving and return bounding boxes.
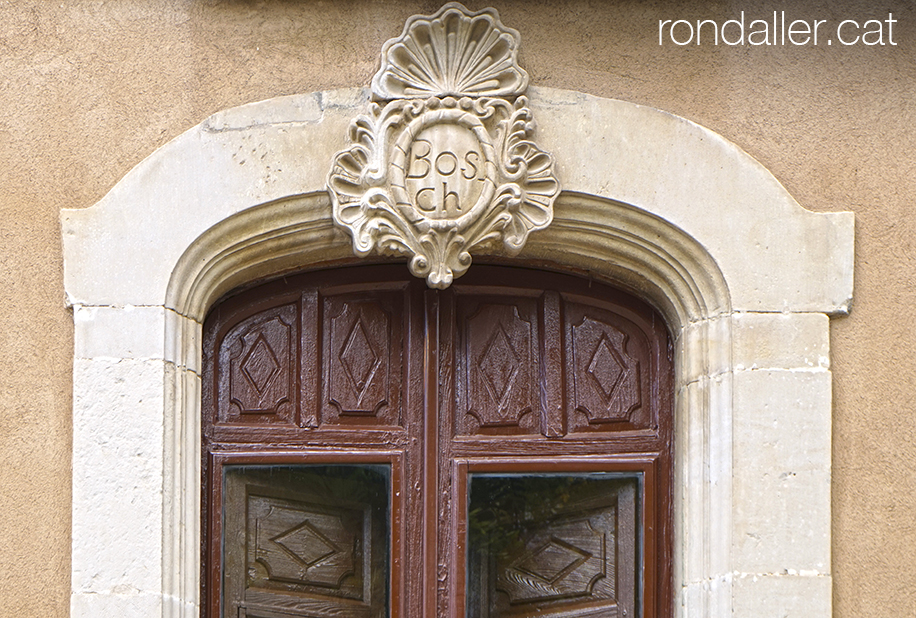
[328,3,558,289]
[372,3,528,100]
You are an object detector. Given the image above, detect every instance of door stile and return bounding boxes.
[437,289,460,618]
[450,459,469,618]
[399,280,426,618]
[422,288,441,617]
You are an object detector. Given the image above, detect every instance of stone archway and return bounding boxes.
[63,86,852,618]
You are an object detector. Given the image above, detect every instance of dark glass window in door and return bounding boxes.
[223,466,389,618]
[467,473,638,618]
[202,265,673,618]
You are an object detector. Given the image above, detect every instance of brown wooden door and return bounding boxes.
[202,265,672,618]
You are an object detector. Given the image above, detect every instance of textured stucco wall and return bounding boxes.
[0,0,912,615]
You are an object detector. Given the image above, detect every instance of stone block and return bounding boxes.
[70,590,163,618]
[74,305,167,360]
[732,312,830,371]
[732,573,831,618]
[732,370,832,574]
[676,315,732,387]
[72,358,165,594]
[164,308,202,373]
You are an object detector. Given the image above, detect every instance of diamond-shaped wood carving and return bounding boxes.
[325,295,400,424]
[241,334,281,395]
[248,495,361,597]
[271,519,339,567]
[587,334,626,402]
[462,302,535,430]
[571,317,640,425]
[340,319,381,399]
[478,325,521,409]
[223,307,296,422]
[496,515,609,604]
[513,538,592,584]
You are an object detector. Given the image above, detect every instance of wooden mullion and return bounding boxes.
[437,287,460,618]
[539,289,566,437]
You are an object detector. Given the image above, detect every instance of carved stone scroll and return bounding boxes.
[328,3,559,289]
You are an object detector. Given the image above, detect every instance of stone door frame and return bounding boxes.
[62,86,853,618]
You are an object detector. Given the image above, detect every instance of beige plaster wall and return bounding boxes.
[0,0,911,615]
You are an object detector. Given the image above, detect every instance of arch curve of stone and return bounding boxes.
[162,187,732,617]
[62,87,852,618]
[165,190,729,328]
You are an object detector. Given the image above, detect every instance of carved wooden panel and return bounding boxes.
[566,300,651,432]
[322,293,403,426]
[218,304,297,425]
[238,607,362,618]
[238,605,369,618]
[496,515,610,605]
[456,298,539,434]
[247,494,363,598]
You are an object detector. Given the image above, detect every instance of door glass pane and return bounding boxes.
[223,465,390,618]
[467,473,640,618]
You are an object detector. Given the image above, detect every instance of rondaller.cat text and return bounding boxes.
[659,11,897,46]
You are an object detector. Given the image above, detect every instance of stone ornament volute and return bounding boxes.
[328,2,559,288]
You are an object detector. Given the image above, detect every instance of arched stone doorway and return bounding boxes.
[63,86,852,617]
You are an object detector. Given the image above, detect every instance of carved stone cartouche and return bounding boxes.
[327,3,559,288]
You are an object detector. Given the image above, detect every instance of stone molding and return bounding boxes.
[62,86,853,618]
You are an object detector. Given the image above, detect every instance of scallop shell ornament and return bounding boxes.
[371,2,528,100]
[329,3,558,289]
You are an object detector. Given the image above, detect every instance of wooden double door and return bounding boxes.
[202,265,672,618]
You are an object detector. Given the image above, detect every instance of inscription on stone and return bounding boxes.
[404,125,487,217]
